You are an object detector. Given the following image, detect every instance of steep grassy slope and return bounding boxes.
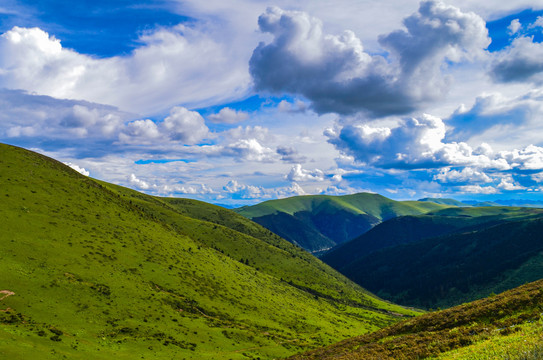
[323,206,543,271]
[235,193,449,253]
[339,214,543,309]
[288,279,543,360]
[0,144,417,359]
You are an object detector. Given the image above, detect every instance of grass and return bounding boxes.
[0,143,417,359]
[288,279,543,359]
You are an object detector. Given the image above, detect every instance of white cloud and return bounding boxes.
[285,164,325,182]
[0,25,249,115]
[223,180,267,199]
[434,167,492,184]
[222,138,275,162]
[458,184,499,194]
[249,1,489,117]
[326,114,500,169]
[497,177,526,190]
[529,16,543,29]
[223,126,269,142]
[490,36,543,84]
[207,107,249,124]
[119,106,209,145]
[326,112,543,173]
[277,99,308,113]
[0,89,128,140]
[129,173,151,190]
[276,146,307,163]
[508,19,521,35]
[222,179,307,199]
[498,145,543,171]
[64,162,90,176]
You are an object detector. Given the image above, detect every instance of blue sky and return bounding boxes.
[2,0,543,205]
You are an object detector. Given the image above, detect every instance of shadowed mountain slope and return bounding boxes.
[323,206,543,309]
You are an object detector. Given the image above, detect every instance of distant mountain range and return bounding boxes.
[420,197,543,208]
[234,194,449,253]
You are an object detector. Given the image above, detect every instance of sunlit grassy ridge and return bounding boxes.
[288,279,543,360]
[234,193,449,253]
[0,143,417,359]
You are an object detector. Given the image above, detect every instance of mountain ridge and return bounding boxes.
[235,193,450,253]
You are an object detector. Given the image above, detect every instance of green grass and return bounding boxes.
[0,143,417,359]
[288,279,543,360]
[436,319,543,359]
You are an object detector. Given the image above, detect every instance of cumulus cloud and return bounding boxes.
[129,173,151,190]
[498,145,543,171]
[326,114,498,169]
[64,162,90,176]
[119,107,209,145]
[223,126,269,142]
[0,25,249,114]
[497,176,526,190]
[223,180,267,199]
[458,184,499,194]
[285,164,325,182]
[531,16,543,29]
[446,91,543,140]
[508,19,522,35]
[223,179,306,199]
[325,113,543,172]
[490,36,543,84]
[249,1,489,117]
[207,107,249,124]
[0,89,128,141]
[434,167,492,184]
[276,146,307,163]
[221,138,275,162]
[277,99,308,113]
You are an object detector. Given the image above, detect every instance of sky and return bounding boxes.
[2,0,543,206]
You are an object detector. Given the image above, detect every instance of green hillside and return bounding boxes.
[288,279,543,359]
[0,143,417,359]
[235,193,449,253]
[338,212,543,309]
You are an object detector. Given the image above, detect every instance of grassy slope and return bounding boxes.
[234,194,449,253]
[0,144,417,360]
[288,279,543,360]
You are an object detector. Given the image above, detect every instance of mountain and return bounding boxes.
[418,197,470,207]
[323,206,543,270]
[234,193,449,253]
[324,206,543,309]
[464,199,543,208]
[0,143,417,359]
[288,278,543,359]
